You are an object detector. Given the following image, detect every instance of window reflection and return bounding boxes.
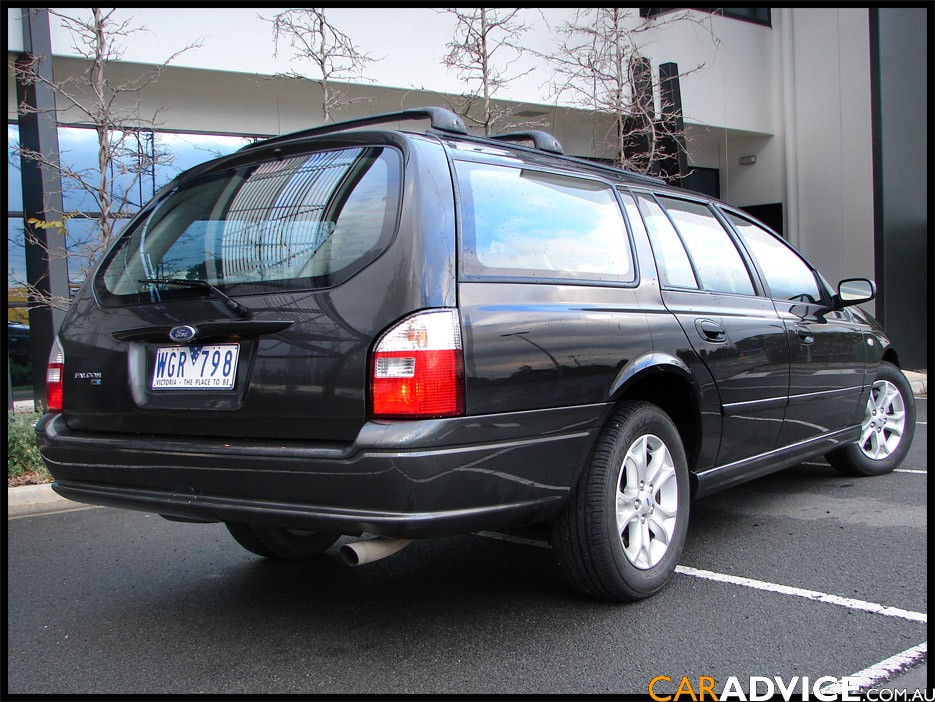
[7,123,258,293]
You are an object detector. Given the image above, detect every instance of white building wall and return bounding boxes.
[786,8,874,287]
[7,7,877,290]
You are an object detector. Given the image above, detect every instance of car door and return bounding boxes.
[632,191,790,467]
[723,211,867,448]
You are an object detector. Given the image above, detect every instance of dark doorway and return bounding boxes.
[740,203,784,238]
[682,166,720,199]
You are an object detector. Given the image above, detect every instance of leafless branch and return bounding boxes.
[439,8,545,135]
[12,7,203,310]
[262,8,378,123]
[540,8,719,173]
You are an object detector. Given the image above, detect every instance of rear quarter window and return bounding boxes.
[455,161,634,284]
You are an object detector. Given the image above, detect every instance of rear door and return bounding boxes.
[60,141,446,442]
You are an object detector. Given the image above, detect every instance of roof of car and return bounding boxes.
[238,106,667,189]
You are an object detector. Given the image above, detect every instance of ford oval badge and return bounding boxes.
[169,325,197,344]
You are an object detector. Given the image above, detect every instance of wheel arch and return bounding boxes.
[608,354,704,474]
[881,347,900,367]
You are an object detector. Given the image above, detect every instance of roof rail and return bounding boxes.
[240,106,469,151]
[488,130,563,155]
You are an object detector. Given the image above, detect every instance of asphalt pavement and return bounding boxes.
[6,397,929,695]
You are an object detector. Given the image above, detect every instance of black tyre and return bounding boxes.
[826,361,916,476]
[552,401,690,601]
[226,522,339,560]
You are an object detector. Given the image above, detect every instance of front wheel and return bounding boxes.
[226,522,339,560]
[826,361,916,476]
[552,401,690,601]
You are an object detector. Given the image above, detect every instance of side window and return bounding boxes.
[456,161,634,282]
[656,197,755,296]
[635,193,698,289]
[726,213,822,303]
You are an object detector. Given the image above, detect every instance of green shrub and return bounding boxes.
[7,411,50,482]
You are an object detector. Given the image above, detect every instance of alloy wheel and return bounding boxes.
[859,379,906,460]
[615,434,679,570]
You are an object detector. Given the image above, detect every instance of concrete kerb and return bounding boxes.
[7,482,93,518]
[902,370,928,398]
[6,370,928,519]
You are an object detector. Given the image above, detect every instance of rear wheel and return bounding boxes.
[826,361,915,476]
[552,401,690,601]
[226,522,339,560]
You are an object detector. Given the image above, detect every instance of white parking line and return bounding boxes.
[673,566,927,623]
[473,533,928,624]
[820,641,928,695]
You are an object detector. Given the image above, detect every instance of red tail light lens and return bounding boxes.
[46,338,65,412]
[371,309,464,418]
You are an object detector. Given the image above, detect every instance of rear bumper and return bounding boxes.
[37,405,605,538]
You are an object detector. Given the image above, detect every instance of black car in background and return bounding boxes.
[7,322,32,388]
[36,108,915,601]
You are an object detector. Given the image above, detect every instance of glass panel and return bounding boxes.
[98,146,400,301]
[727,213,822,303]
[8,124,23,212]
[7,217,27,293]
[7,216,33,390]
[457,162,633,281]
[62,216,124,288]
[57,126,157,214]
[57,126,104,213]
[658,197,754,295]
[636,193,698,289]
[154,132,256,189]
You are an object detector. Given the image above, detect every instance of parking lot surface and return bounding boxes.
[7,399,928,695]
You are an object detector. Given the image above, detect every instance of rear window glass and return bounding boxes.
[635,193,698,289]
[657,197,755,296]
[96,146,401,303]
[456,161,633,283]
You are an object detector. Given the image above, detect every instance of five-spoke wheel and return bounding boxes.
[827,361,915,476]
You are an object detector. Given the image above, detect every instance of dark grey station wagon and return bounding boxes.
[37,107,916,601]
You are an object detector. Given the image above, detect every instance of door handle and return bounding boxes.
[695,319,726,343]
[795,326,815,345]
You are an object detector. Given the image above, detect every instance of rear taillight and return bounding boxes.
[370,309,464,419]
[46,337,65,412]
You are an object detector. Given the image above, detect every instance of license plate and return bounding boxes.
[151,344,240,390]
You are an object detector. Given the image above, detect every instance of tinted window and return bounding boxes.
[658,197,754,296]
[457,162,633,282]
[635,193,698,289]
[97,147,401,302]
[727,213,822,303]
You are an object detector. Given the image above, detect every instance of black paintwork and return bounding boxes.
[37,117,893,538]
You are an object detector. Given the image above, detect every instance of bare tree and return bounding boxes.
[544,8,718,173]
[440,8,542,135]
[12,7,201,309]
[266,8,377,124]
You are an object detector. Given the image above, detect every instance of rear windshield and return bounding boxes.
[96,146,401,304]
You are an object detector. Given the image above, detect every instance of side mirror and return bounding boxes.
[835,278,876,309]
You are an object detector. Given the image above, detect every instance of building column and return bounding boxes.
[15,8,70,410]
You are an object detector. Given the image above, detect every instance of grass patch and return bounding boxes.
[7,411,52,486]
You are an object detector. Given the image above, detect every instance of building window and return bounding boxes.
[640,8,772,28]
[7,121,259,397]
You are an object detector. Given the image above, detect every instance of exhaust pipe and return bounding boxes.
[340,537,411,566]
